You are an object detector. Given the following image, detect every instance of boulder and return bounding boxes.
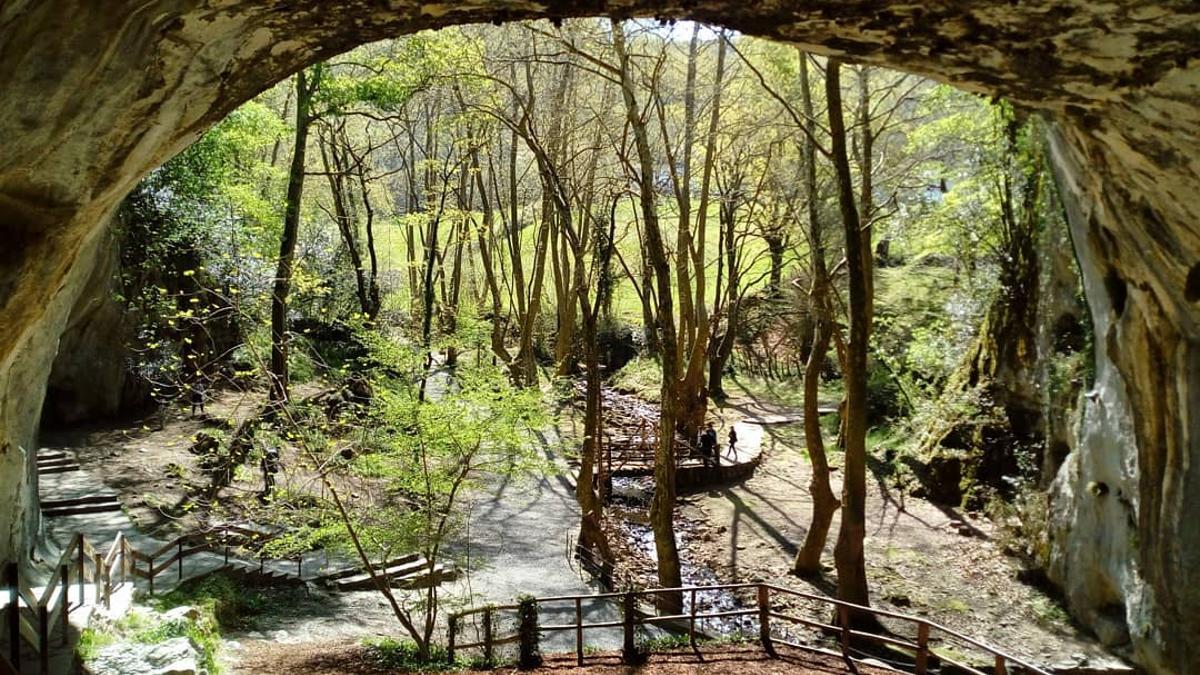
[90,637,200,675]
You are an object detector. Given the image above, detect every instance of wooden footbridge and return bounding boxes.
[591,387,766,492]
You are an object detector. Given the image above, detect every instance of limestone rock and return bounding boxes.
[89,636,200,675]
[42,228,141,425]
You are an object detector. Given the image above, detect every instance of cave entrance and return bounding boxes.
[3,4,1199,673]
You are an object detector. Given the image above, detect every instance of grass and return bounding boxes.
[939,597,972,614]
[1029,594,1071,628]
[152,571,266,631]
[76,626,117,662]
[363,637,465,671]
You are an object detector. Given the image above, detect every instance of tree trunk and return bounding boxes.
[319,125,373,320]
[270,68,316,403]
[827,59,873,617]
[613,21,682,608]
[794,322,839,574]
[793,51,841,576]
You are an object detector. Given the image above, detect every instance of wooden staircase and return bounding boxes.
[328,553,453,591]
[36,450,122,518]
[39,495,122,518]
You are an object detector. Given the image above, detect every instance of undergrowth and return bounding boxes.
[152,571,266,630]
[363,637,464,671]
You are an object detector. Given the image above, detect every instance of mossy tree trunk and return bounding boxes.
[270,67,319,404]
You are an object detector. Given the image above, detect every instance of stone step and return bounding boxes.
[331,557,444,591]
[42,499,122,517]
[37,450,71,462]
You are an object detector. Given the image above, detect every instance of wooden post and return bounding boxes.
[483,606,494,667]
[60,564,69,645]
[688,588,698,652]
[103,563,112,608]
[517,597,541,669]
[446,614,457,663]
[177,541,184,581]
[758,585,774,656]
[37,603,48,675]
[621,591,636,663]
[7,563,21,669]
[76,543,85,606]
[915,621,929,674]
[995,654,1008,675]
[838,605,850,655]
[575,597,584,666]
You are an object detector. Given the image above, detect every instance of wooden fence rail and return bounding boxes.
[3,532,128,675]
[3,525,304,674]
[447,582,1052,675]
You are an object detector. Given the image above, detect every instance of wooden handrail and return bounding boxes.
[447,582,1053,675]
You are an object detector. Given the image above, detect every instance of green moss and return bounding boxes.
[76,627,116,662]
[610,356,663,402]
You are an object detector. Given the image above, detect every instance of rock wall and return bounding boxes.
[0,1,1197,672]
[43,227,141,426]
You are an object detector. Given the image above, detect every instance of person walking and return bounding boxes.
[189,381,206,417]
[260,446,281,502]
[726,426,739,461]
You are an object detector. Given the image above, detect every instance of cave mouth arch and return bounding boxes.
[2,3,1199,674]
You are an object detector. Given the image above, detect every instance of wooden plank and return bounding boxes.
[332,559,442,590]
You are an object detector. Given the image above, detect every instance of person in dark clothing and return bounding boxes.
[189,382,206,417]
[727,426,739,460]
[260,447,281,501]
[698,422,718,467]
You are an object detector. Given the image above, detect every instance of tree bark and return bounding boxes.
[613,20,683,607]
[793,51,841,576]
[827,59,873,617]
[270,68,316,403]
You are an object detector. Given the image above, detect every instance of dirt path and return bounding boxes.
[674,384,1125,672]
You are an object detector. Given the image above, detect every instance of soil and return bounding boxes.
[234,640,891,674]
[41,382,359,538]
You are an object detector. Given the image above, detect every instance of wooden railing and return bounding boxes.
[3,525,306,674]
[4,532,128,674]
[447,583,1052,675]
[599,419,695,478]
[127,525,304,594]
